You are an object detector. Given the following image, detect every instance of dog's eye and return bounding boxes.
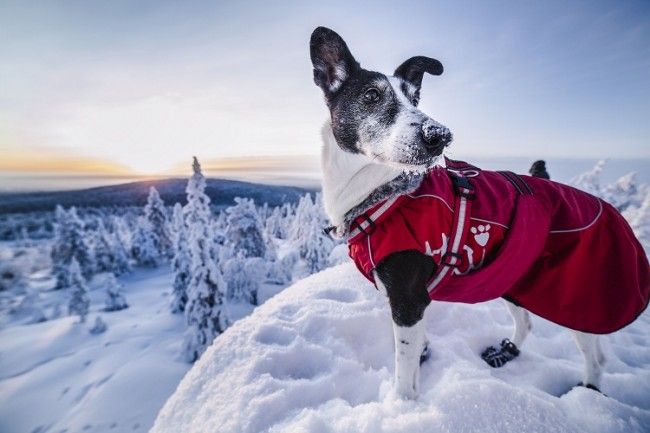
[363,88,381,103]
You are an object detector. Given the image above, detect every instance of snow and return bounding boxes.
[151,263,650,433]
[0,267,190,433]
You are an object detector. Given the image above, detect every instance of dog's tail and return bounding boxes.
[529,160,550,180]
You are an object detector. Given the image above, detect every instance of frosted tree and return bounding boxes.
[223,253,264,305]
[68,259,90,323]
[104,273,128,311]
[131,216,161,267]
[144,186,172,258]
[289,193,315,243]
[93,219,120,274]
[602,172,640,211]
[623,188,650,253]
[291,193,336,273]
[266,255,294,285]
[571,160,606,196]
[265,206,288,239]
[51,206,95,289]
[183,157,229,363]
[225,197,266,258]
[90,316,108,334]
[170,203,190,313]
[302,220,335,273]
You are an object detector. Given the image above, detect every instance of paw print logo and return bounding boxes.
[471,224,491,247]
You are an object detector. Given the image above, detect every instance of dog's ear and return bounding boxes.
[394,56,443,96]
[310,27,359,95]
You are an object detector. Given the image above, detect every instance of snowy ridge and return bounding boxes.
[151,263,650,433]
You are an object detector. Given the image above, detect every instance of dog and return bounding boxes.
[309,26,650,399]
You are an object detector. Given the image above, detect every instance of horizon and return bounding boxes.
[1,154,648,194]
[1,1,649,190]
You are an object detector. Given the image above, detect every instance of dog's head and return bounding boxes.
[310,26,452,170]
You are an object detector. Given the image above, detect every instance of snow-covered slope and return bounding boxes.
[150,263,650,433]
[0,267,191,433]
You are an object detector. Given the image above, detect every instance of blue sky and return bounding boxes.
[0,0,649,185]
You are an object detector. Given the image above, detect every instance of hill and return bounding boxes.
[0,178,316,214]
[150,263,650,433]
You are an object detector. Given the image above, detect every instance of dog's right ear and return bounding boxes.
[310,27,359,95]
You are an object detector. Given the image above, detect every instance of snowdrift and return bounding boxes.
[151,263,650,433]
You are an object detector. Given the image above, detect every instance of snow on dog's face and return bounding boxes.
[310,27,452,169]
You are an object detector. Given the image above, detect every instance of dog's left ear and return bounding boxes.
[394,56,443,100]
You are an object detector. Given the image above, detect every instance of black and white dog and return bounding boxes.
[310,26,606,399]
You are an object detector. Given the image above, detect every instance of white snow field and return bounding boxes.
[151,263,650,433]
[0,266,285,433]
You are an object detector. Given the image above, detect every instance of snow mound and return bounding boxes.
[151,264,650,433]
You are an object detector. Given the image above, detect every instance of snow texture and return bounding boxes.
[151,263,650,433]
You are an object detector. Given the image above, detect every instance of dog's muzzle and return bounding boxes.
[422,119,453,154]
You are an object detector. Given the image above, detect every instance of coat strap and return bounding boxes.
[426,172,474,294]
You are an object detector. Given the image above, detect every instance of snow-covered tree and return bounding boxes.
[51,206,95,289]
[265,206,289,239]
[602,172,640,212]
[67,259,90,323]
[571,159,606,197]
[170,203,190,313]
[183,157,229,363]
[223,253,264,305]
[92,219,129,275]
[131,216,161,267]
[266,255,294,285]
[289,193,315,242]
[104,273,128,311]
[623,188,650,253]
[225,198,266,258]
[302,221,335,273]
[290,193,337,273]
[89,316,108,334]
[144,186,172,258]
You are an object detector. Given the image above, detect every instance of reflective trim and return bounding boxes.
[549,199,603,234]
[427,189,470,294]
[348,196,400,240]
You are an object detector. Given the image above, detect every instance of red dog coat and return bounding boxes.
[348,159,650,334]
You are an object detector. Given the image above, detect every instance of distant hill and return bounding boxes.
[0,178,317,214]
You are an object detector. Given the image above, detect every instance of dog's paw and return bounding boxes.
[481,338,520,368]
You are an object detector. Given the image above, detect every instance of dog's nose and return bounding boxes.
[422,120,452,153]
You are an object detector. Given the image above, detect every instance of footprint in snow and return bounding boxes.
[254,325,296,347]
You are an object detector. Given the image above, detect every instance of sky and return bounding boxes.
[1,0,649,190]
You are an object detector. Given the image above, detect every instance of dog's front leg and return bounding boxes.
[392,319,427,399]
[374,251,434,400]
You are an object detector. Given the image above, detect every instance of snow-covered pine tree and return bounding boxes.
[144,186,172,258]
[602,172,640,211]
[292,193,336,273]
[51,206,95,289]
[225,197,266,258]
[104,273,128,311]
[67,258,90,323]
[265,206,287,239]
[89,316,108,334]
[131,216,161,267]
[298,217,334,273]
[289,193,314,243]
[571,159,606,197]
[92,219,116,274]
[222,253,264,305]
[183,157,229,363]
[170,203,190,313]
